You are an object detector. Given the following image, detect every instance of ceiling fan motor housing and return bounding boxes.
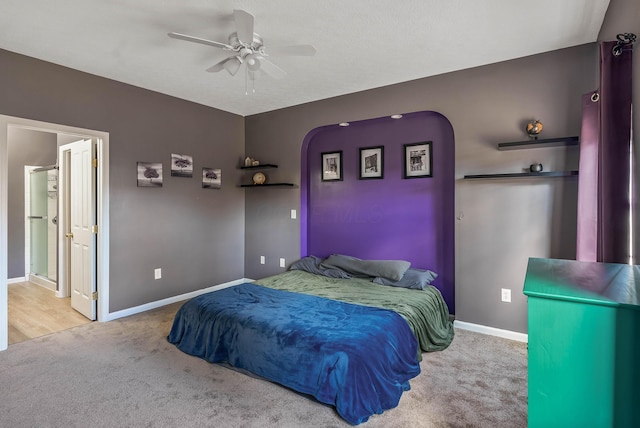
[229,32,264,53]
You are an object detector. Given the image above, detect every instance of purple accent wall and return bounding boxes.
[300,111,456,313]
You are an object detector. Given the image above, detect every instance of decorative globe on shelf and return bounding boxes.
[526,120,543,139]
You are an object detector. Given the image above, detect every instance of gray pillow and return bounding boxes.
[320,254,410,281]
[289,256,352,279]
[373,268,438,290]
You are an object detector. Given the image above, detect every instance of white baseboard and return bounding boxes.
[454,320,528,343]
[7,277,27,284]
[28,274,56,291]
[105,278,252,322]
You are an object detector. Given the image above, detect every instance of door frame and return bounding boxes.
[0,115,110,351]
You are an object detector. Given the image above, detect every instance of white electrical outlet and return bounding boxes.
[154,268,162,280]
[501,288,511,303]
[260,256,265,265]
[291,209,297,219]
[279,258,286,268]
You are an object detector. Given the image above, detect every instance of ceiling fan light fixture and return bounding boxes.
[247,55,261,72]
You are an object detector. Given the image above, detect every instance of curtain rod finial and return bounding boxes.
[613,33,636,56]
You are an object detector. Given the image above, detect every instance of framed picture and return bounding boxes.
[321,151,343,181]
[137,162,163,187]
[171,153,193,178]
[359,146,384,179]
[202,167,221,189]
[403,142,433,178]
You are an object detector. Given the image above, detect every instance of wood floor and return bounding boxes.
[8,281,92,345]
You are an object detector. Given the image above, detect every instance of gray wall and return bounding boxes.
[245,44,597,334]
[7,128,57,278]
[1,49,246,312]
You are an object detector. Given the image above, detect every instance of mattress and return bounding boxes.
[255,269,454,354]
[168,281,421,424]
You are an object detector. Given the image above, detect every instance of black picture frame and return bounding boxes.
[136,162,163,187]
[202,167,221,189]
[359,146,384,179]
[170,153,193,178]
[403,142,433,178]
[321,151,343,181]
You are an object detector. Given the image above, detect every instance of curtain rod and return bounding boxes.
[613,33,636,56]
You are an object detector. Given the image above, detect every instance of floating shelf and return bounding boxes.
[497,136,579,151]
[239,163,295,187]
[240,183,297,188]
[240,164,278,169]
[464,171,579,180]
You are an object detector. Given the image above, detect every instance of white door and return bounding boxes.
[68,139,96,320]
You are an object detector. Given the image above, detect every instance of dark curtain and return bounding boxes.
[576,38,634,264]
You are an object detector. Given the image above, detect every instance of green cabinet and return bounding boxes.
[523,258,640,428]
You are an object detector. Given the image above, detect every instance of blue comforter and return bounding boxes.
[168,283,420,425]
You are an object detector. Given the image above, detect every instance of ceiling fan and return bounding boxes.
[168,9,316,82]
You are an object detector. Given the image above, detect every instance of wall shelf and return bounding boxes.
[239,163,296,187]
[240,183,297,188]
[240,164,278,169]
[468,136,580,179]
[497,136,579,151]
[464,171,578,180]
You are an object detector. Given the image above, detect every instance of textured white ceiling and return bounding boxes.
[0,0,610,116]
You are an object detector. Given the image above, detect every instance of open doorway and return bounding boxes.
[7,160,92,345]
[9,138,98,344]
[1,115,110,351]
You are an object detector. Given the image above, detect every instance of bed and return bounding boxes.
[168,256,453,425]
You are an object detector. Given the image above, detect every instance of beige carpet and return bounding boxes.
[0,302,527,427]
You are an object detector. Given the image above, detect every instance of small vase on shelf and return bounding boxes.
[529,163,543,173]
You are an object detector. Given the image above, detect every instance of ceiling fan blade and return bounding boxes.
[168,32,234,50]
[258,58,287,79]
[268,45,316,56]
[206,55,236,73]
[233,9,254,45]
[223,56,243,76]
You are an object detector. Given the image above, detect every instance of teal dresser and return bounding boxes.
[523,258,640,428]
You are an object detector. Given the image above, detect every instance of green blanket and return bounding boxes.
[255,270,454,357]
